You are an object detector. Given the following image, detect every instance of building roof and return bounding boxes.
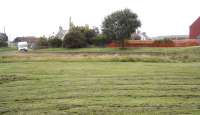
[13,36,39,43]
[56,26,67,39]
[190,16,200,28]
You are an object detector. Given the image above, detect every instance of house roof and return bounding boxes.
[13,36,39,43]
[190,16,200,28]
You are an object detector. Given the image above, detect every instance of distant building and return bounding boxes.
[131,31,151,40]
[13,36,39,48]
[190,17,200,39]
[56,26,67,39]
[153,35,188,40]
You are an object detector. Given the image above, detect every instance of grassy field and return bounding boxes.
[1,62,200,115]
[0,47,200,114]
[1,46,200,63]
[33,47,200,54]
[0,47,16,52]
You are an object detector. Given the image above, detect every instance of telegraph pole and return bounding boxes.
[3,26,6,34]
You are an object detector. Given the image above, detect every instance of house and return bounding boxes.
[131,31,151,40]
[56,26,67,39]
[13,36,39,48]
[190,17,200,39]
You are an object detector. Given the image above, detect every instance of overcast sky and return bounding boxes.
[0,0,200,41]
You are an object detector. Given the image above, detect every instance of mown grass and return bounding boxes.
[1,47,200,63]
[0,47,16,52]
[0,62,200,115]
[33,46,200,54]
[0,47,200,114]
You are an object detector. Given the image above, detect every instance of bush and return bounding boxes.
[0,33,8,47]
[0,41,8,47]
[36,37,48,49]
[69,26,98,46]
[84,29,97,45]
[48,36,62,48]
[93,34,111,47]
[63,31,87,48]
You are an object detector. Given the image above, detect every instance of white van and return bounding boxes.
[18,42,28,52]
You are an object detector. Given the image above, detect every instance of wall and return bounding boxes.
[190,17,200,39]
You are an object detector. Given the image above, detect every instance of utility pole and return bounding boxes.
[69,16,74,29]
[3,26,6,33]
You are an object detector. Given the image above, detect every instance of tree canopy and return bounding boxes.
[0,33,8,47]
[0,33,8,42]
[102,9,141,47]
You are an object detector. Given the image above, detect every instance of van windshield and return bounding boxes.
[19,44,28,47]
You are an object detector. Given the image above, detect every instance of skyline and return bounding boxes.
[0,0,200,41]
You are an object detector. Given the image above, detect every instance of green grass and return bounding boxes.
[33,46,200,54]
[1,46,200,63]
[0,62,200,115]
[0,47,16,52]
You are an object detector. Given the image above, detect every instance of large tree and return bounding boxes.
[0,33,8,47]
[102,9,141,47]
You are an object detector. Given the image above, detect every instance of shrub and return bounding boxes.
[0,41,8,47]
[84,29,97,45]
[69,26,98,46]
[0,33,8,47]
[63,31,87,48]
[48,36,62,48]
[93,34,111,47]
[36,36,48,49]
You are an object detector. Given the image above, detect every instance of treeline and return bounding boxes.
[37,8,141,48]
[6,8,141,49]
[37,25,111,48]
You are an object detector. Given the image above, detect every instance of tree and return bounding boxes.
[69,26,98,45]
[63,31,86,48]
[93,34,111,47]
[37,36,48,48]
[48,36,62,48]
[0,33,8,42]
[102,8,141,48]
[0,33,8,47]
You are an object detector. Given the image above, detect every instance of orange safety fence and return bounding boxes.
[107,39,200,48]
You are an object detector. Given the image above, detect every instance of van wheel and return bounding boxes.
[20,49,28,52]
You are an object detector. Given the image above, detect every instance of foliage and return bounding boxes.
[63,25,98,48]
[93,34,111,47]
[36,36,48,48]
[0,41,8,47]
[0,33,8,47]
[69,25,98,46]
[102,8,141,47]
[48,36,62,48]
[63,31,87,48]
[0,33,8,42]
[84,29,97,44]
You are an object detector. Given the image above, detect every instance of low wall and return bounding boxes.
[107,39,200,48]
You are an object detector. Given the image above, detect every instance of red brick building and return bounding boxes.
[190,17,200,39]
